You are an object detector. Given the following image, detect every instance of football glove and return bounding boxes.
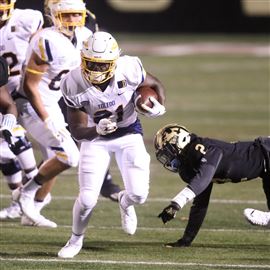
[96,117,117,135]
[141,97,166,118]
[44,117,70,143]
[0,113,16,131]
[0,114,17,145]
[158,201,180,224]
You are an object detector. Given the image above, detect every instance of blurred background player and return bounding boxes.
[13,0,95,226]
[0,1,53,224]
[244,208,270,228]
[154,124,270,247]
[0,56,21,218]
[43,0,121,202]
[58,31,166,258]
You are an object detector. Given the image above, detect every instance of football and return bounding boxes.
[135,86,158,113]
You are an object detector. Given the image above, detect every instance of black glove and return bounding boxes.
[2,129,13,146]
[158,201,180,224]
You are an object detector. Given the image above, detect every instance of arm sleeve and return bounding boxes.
[262,175,270,210]
[172,148,222,209]
[181,182,213,245]
[187,147,223,196]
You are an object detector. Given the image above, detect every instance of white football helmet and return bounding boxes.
[154,124,191,172]
[81,31,121,84]
[46,0,86,37]
[0,0,16,21]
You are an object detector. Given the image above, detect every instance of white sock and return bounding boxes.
[25,168,38,181]
[70,233,84,244]
[22,179,41,198]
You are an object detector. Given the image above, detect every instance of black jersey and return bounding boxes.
[178,135,267,196]
[176,135,270,246]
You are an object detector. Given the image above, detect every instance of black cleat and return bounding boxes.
[165,239,191,248]
[100,172,121,202]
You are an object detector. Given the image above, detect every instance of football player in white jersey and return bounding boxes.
[13,0,92,226]
[0,0,53,224]
[58,31,166,258]
[43,0,122,202]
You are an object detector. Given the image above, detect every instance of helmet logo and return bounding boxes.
[161,126,180,146]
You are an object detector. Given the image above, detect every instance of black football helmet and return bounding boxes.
[154,124,191,172]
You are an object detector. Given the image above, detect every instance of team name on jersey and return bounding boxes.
[98,100,116,110]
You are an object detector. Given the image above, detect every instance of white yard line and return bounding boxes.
[0,257,269,269]
[0,193,265,204]
[1,222,267,233]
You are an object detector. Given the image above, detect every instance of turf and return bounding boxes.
[0,34,269,270]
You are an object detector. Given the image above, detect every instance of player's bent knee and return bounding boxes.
[79,190,99,210]
[128,192,148,205]
[133,153,150,169]
[55,147,79,167]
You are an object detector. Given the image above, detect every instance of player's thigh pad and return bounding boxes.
[115,134,150,202]
[78,141,111,207]
[18,103,79,166]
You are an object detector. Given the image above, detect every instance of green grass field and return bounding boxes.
[1,34,269,270]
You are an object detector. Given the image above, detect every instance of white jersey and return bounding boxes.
[18,26,92,107]
[61,55,146,133]
[0,9,43,94]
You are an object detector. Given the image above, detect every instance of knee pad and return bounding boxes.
[78,189,99,210]
[9,136,32,155]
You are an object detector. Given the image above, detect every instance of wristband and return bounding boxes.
[172,187,196,208]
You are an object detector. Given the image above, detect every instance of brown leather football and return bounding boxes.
[135,86,158,113]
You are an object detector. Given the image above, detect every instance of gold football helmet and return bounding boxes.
[154,124,191,172]
[45,0,86,36]
[81,31,121,84]
[0,0,16,21]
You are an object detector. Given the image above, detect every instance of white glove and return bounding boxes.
[0,113,16,131]
[44,117,70,142]
[96,118,118,135]
[0,114,17,145]
[141,97,166,118]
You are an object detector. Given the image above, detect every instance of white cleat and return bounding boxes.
[12,187,41,223]
[42,193,52,207]
[21,214,57,228]
[0,201,22,219]
[118,191,137,235]
[244,208,270,227]
[58,238,83,258]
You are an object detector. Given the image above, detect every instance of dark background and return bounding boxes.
[17,0,269,33]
